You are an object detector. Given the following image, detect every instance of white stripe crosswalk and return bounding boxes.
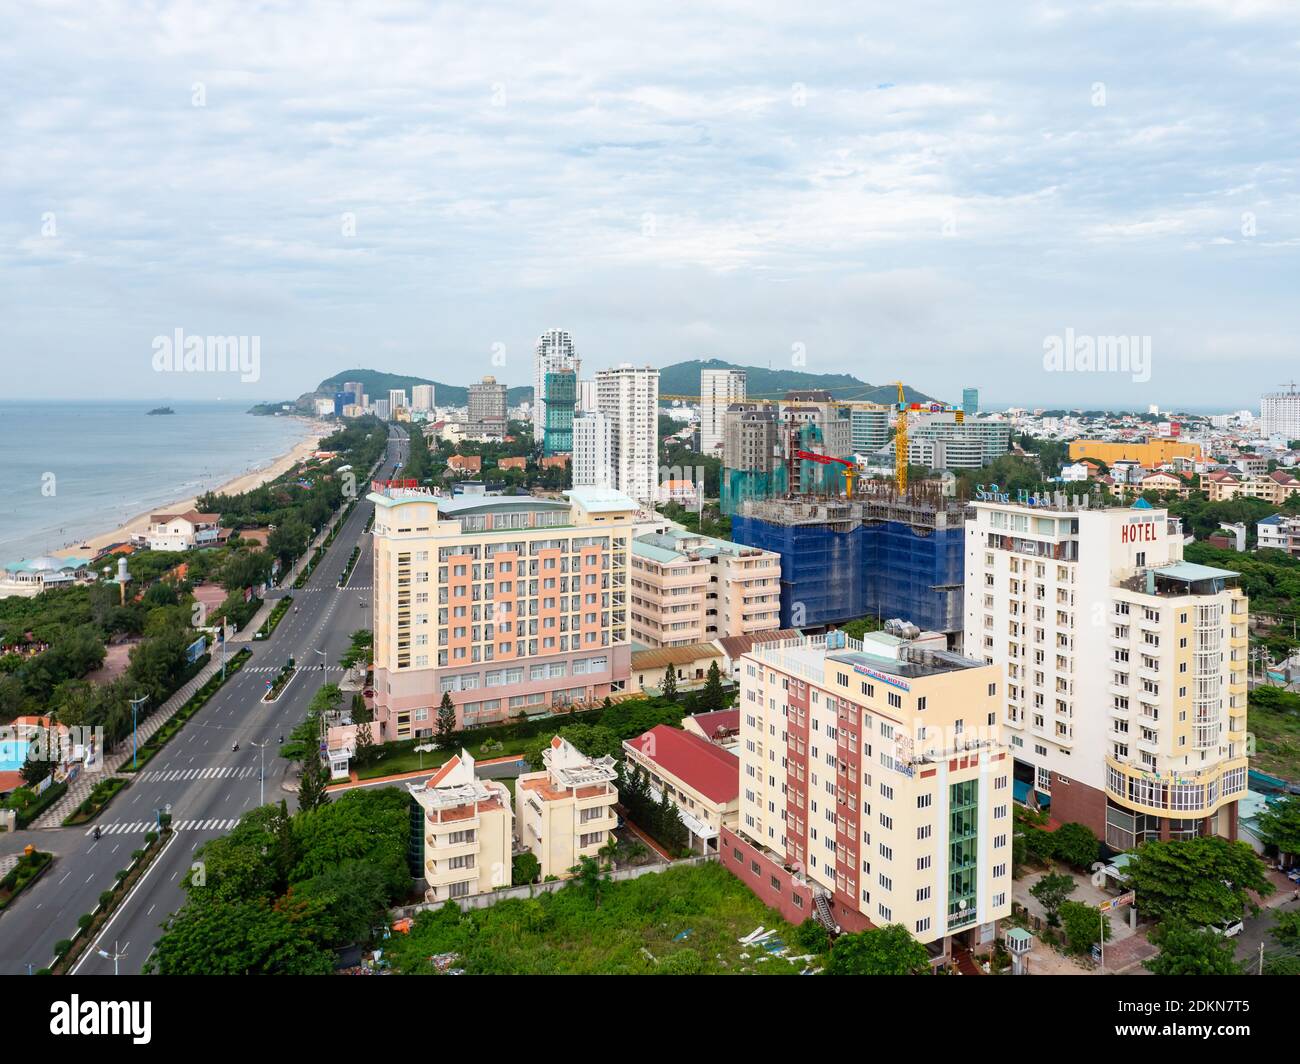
[86,818,241,836]
[137,765,258,782]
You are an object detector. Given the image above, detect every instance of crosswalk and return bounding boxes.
[245,664,346,674]
[136,765,259,782]
[86,818,241,836]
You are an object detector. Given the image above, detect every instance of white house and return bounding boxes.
[138,510,224,552]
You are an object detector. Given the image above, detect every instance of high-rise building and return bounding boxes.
[723,630,1012,960]
[542,368,578,456]
[962,388,979,416]
[534,329,579,444]
[886,413,1011,470]
[721,403,779,515]
[577,378,599,413]
[779,391,853,494]
[964,498,1249,847]
[850,406,892,456]
[700,368,746,456]
[388,389,408,414]
[343,381,366,409]
[374,399,391,420]
[467,375,508,436]
[411,384,435,412]
[572,411,614,489]
[596,364,660,505]
[368,484,636,741]
[1261,385,1300,441]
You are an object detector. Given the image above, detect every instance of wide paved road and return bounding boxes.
[0,429,405,975]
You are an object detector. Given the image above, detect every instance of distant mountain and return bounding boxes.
[307,361,934,411]
[657,359,936,405]
[314,370,532,408]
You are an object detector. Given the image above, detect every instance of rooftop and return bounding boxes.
[631,643,724,671]
[564,487,639,513]
[623,724,740,804]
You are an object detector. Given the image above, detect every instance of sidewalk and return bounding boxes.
[31,654,225,829]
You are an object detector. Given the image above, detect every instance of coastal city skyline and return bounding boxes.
[3,0,1298,1026]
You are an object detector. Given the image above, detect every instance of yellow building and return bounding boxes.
[628,643,725,695]
[726,631,1012,960]
[515,736,620,879]
[1068,438,1201,466]
[408,750,513,903]
[367,486,636,744]
[623,723,740,854]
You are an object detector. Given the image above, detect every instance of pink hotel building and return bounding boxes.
[368,485,637,741]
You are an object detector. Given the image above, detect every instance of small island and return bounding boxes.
[146,406,175,415]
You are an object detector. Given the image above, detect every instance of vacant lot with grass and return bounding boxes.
[385,861,809,975]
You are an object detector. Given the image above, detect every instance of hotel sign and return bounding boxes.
[975,484,1091,509]
[1120,521,1158,544]
[853,663,910,692]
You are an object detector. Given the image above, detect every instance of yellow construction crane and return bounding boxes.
[894,381,908,494]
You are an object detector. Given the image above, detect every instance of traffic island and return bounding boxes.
[0,850,53,912]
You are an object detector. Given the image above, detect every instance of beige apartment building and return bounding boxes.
[1201,469,1300,505]
[623,723,740,853]
[630,526,781,647]
[515,736,620,879]
[725,631,1012,961]
[408,750,513,903]
[368,485,636,743]
[964,497,1249,849]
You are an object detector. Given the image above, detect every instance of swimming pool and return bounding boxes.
[0,739,30,772]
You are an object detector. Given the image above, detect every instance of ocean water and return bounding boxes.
[0,400,313,562]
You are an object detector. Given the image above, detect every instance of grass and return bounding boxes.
[0,851,53,910]
[383,861,809,975]
[355,735,533,780]
[1250,707,1300,782]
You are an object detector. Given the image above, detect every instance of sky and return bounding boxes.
[2,0,1298,410]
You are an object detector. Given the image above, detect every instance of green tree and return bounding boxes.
[661,665,678,701]
[794,917,830,955]
[1121,836,1271,927]
[1145,922,1244,976]
[827,924,930,975]
[297,754,331,813]
[1257,796,1300,861]
[512,851,541,886]
[1059,900,1110,956]
[570,855,609,908]
[436,691,458,748]
[147,896,334,975]
[1050,822,1101,871]
[698,661,727,713]
[1029,872,1076,927]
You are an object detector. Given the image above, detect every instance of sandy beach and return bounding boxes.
[68,420,331,559]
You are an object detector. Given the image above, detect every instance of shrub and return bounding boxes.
[794,917,830,954]
[77,914,93,930]
[54,940,73,957]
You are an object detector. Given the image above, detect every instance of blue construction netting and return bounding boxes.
[731,514,965,632]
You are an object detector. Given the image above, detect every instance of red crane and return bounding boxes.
[792,450,859,498]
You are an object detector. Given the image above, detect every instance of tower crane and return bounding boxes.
[792,450,858,498]
[894,381,908,494]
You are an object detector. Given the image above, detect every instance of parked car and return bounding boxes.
[1209,917,1244,938]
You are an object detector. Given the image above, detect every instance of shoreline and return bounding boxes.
[65,418,332,560]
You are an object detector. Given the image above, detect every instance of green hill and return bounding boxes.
[315,370,532,408]
[657,359,936,405]
[311,361,935,409]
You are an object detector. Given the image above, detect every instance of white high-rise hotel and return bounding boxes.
[572,411,614,490]
[533,329,580,444]
[596,364,660,505]
[700,368,746,456]
[964,497,1249,849]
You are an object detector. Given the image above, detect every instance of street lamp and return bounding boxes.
[250,739,272,807]
[129,695,148,770]
[97,940,126,976]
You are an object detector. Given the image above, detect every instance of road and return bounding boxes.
[0,428,406,975]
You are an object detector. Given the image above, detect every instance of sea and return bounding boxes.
[0,400,314,562]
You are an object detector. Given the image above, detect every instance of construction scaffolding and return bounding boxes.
[731,484,969,633]
[542,369,576,456]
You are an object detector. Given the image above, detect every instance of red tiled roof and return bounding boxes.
[426,754,462,788]
[687,709,740,739]
[624,725,739,805]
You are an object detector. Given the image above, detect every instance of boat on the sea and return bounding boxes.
[146,406,175,415]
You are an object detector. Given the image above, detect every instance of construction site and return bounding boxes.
[730,480,969,637]
[719,387,972,641]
